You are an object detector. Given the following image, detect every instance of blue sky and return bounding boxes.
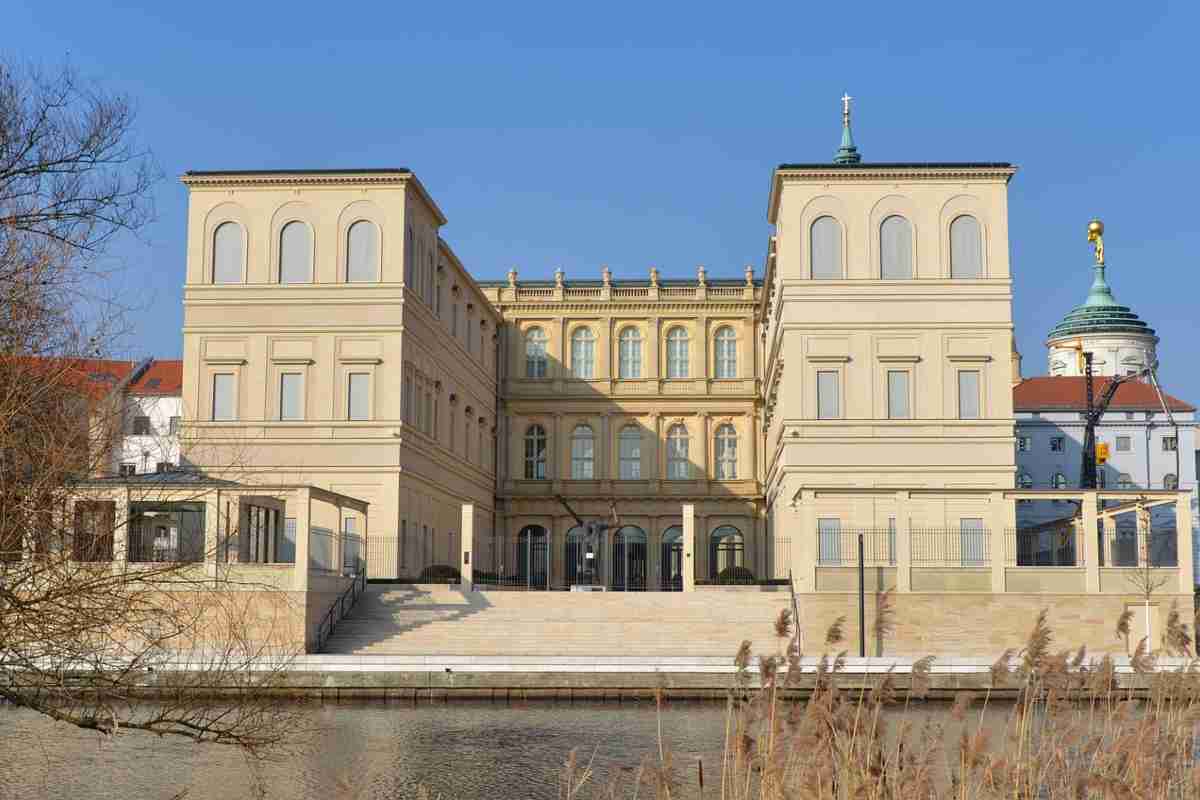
[7,1,1199,399]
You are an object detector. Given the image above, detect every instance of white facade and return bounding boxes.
[114,393,182,475]
[1046,333,1158,379]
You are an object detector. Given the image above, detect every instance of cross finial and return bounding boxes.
[841,92,852,122]
[833,92,861,164]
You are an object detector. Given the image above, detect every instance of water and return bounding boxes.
[0,700,732,800]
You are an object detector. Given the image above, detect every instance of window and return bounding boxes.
[570,328,595,379]
[132,416,152,435]
[880,215,913,279]
[666,327,689,378]
[950,215,982,278]
[119,463,136,477]
[1117,473,1134,489]
[666,424,690,479]
[714,327,737,379]
[1050,436,1065,452]
[1017,472,1034,489]
[212,373,235,421]
[524,425,547,479]
[714,424,737,479]
[1017,436,1031,452]
[570,425,595,479]
[212,222,243,284]
[1164,473,1179,490]
[618,327,642,379]
[404,225,414,285]
[817,370,839,419]
[886,370,910,419]
[618,425,641,479]
[347,373,370,421]
[279,373,303,421]
[817,518,842,564]
[710,526,744,578]
[957,371,980,419]
[155,462,170,474]
[525,327,548,378]
[959,518,987,566]
[810,216,842,279]
[169,416,180,435]
[1163,436,1178,452]
[1097,470,1107,489]
[279,221,312,284]
[1052,472,1069,489]
[347,220,378,282]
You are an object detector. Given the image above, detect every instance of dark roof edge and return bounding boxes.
[776,162,1014,170]
[184,168,411,176]
[475,279,761,288]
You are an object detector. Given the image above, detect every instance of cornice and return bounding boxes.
[493,301,759,314]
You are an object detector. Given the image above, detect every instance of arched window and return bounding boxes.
[570,424,595,479]
[1017,472,1034,490]
[710,526,745,579]
[618,327,642,379]
[618,425,641,479]
[666,327,689,379]
[714,424,738,479]
[346,220,378,282]
[279,221,312,284]
[950,215,982,279]
[525,327,548,378]
[660,526,683,591]
[714,327,737,379]
[880,215,913,279]
[1051,472,1069,490]
[1164,473,1179,490]
[612,526,647,591]
[524,424,547,480]
[571,327,595,379]
[1117,473,1134,490]
[566,525,600,587]
[212,222,243,284]
[666,424,690,479]
[810,216,842,279]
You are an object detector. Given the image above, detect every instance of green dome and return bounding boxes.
[1047,263,1155,341]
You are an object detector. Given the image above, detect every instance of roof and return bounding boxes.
[1046,264,1155,342]
[1014,377,1195,413]
[127,359,182,396]
[3,357,139,401]
[776,162,1014,170]
[183,168,411,176]
[78,471,242,487]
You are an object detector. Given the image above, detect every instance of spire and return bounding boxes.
[1083,218,1116,307]
[833,92,861,164]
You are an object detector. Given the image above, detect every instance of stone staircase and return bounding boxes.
[321,584,792,656]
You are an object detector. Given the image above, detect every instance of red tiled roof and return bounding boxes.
[127,359,182,396]
[1014,376,1195,413]
[2,356,138,401]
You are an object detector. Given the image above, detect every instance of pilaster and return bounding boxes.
[681,503,696,592]
[894,490,911,592]
[1082,491,1100,593]
[460,503,475,589]
[987,491,1012,593]
[1176,492,1194,593]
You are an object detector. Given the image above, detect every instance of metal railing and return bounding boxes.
[127,526,205,563]
[313,564,368,653]
[816,528,895,568]
[909,527,991,567]
[365,530,460,582]
[1099,523,1178,568]
[1004,527,1081,566]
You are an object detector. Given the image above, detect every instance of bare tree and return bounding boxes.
[1125,501,1171,652]
[0,59,302,756]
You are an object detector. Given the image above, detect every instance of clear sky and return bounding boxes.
[6,1,1198,399]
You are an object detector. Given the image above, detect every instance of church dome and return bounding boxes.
[1046,263,1155,342]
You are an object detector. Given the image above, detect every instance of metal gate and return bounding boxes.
[565,526,602,588]
[660,526,683,591]
[611,526,647,591]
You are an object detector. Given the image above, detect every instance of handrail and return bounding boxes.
[788,568,803,656]
[314,567,367,653]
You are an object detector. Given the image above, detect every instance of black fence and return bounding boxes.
[909,527,991,567]
[815,528,895,568]
[1005,527,1080,566]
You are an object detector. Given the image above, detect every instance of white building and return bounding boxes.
[112,359,183,476]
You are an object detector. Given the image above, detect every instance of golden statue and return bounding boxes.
[1087,218,1105,266]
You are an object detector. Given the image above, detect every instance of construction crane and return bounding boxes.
[1077,348,1178,489]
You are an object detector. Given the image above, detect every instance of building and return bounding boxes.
[179,169,498,581]
[111,359,184,476]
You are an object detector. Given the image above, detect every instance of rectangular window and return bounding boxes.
[132,416,152,435]
[817,518,841,565]
[886,370,910,419]
[1050,436,1065,452]
[119,463,136,477]
[279,518,297,563]
[1163,436,1178,452]
[1017,436,1031,452]
[1115,435,1131,452]
[155,461,170,473]
[212,373,235,421]
[279,372,303,420]
[348,373,370,421]
[169,416,180,435]
[957,370,980,419]
[619,431,641,479]
[959,518,987,566]
[816,371,839,419]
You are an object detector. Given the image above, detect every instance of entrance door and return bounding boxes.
[516,525,549,590]
[611,526,647,591]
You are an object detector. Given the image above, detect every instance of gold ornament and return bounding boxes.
[1087,218,1105,266]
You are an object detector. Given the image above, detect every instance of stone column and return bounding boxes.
[987,491,1012,593]
[651,413,662,482]
[695,511,708,581]
[1176,492,1194,594]
[793,489,815,593]
[599,412,610,480]
[1082,491,1100,593]
[552,412,563,484]
[294,488,312,594]
[460,503,475,589]
[682,503,696,592]
[648,317,661,379]
[894,491,911,592]
[698,412,710,481]
[748,413,759,485]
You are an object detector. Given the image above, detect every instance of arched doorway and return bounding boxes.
[611,526,647,591]
[660,526,683,591]
[709,525,745,580]
[515,525,549,590]
[565,525,603,587]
